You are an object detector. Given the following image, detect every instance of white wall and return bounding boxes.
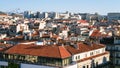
[0,34,7,39]
[72,48,106,61]
[77,53,109,68]
[39,21,46,29]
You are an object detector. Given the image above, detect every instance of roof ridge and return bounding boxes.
[58,46,62,58]
[58,46,71,59]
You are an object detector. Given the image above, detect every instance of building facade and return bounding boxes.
[0,42,110,68]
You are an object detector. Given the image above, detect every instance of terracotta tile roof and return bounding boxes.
[0,43,12,52]
[42,34,50,38]
[52,35,59,39]
[77,20,87,23]
[16,36,24,39]
[65,43,105,55]
[4,37,38,43]
[5,44,71,59]
[0,22,9,25]
[0,48,4,52]
[59,46,71,58]
[27,31,39,37]
[90,30,108,37]
[3,38,11,41]
[90,30,101,37]
[77,51,109,62]
[4,42,105,59]
[3,36,24,41]
[0,14,7,16]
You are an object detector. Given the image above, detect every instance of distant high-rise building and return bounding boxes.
[24,11,32,18]
[54,12,59,19]
[36,11,40,18]
[107,13,120,22]
[44,12,49,18]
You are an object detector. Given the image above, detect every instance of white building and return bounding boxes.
[0,42,110,68]
[16,23,29,32]
[54,12,60,19]
[65,43,110,68]
[39,21,46,29]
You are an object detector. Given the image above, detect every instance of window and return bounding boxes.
[87,65,89,68]
[76,56,77,60]
[116,47,119,50]
[78,56,80,59]
[83,66,85,68]
[96,50,100,54]
[116,60,119,64]
[90,52,93,56]
[116,53,119,57]
[96,62,98,66]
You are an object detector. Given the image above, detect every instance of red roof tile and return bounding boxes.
[59,46,71,58]
[90,30,101,37]
[0,43,12,52]
[42,34,50,38]
[4,42,105,59]
[90,30,108,37]
[52,35,58,39]
[77,20,87,23]
[65,43,105,55]
[5,44,71,59]
[0,48,4,51]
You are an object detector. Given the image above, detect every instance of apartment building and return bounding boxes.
[0,41,110,68]
[100,36,120,68]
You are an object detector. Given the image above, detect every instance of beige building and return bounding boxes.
[0,41,110,68]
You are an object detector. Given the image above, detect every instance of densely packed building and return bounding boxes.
[1,11,120,68]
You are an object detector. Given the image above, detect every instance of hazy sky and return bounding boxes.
[0,0,120,15]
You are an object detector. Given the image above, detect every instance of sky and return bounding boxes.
[0,0,120,15]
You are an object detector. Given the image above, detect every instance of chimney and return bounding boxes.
[73,44,79,49]
[39,32,42,37]
[43,40,46,45]
[71,42,79,49]
[50,32,53,38]
[24,33,27,40]
[83,39,93,46]
[62,43,64,47]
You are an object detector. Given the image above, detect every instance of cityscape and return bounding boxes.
[0,0,120,68]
